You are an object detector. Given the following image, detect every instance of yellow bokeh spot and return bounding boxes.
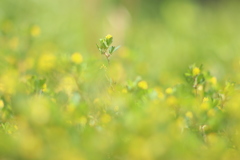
[42,83,47,92]
[185,111,193,119]
[0,100,4,109]
[138,80,148,90]
[14,125,18,130]
[203,97,209,103]
[101,114,112,124]
[105,34,112,39]
[38,53,56,71]
[166,96,177,106]
[71,52,83,64]
[30,98,50,125]
[122,88,128,93]
[0,69,18,94]
[165,87,173,94]
[210,77,217,85]
[200,103,210,111]
[66,104,76,113]
[31,25,41,37]
[58,76,77,95]
[192,67,200,76]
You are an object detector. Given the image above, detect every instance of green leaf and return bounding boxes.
[113,45,121,52]
[100,39,107,49]
[109,46,115,54]
[96,44,100,51]
[106,37,113,46]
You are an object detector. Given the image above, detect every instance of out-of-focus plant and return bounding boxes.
[96,34,120,63]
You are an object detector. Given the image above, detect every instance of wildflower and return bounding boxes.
[210,77,217,85]
[71,52,83,64]
[31,25,41,37]
[42,83,47,92]
[105,34,113,39]
[138,81,148,90]
[122,88,128,93]
[14,125,18,130]
[203,97,209,103]
[165,87,173,94]
[0,100,4,109]
[192,67,200,76]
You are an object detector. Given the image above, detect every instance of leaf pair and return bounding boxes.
[96,35,120,62]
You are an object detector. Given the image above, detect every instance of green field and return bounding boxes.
[0,0,240,159]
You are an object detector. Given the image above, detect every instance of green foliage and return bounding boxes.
[97,35,120,63]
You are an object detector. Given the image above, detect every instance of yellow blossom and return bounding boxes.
[192,67,200,76]
[122,88,128,93]
[138,81,148,90]
[210,77,217,85]
[200,103,210,111]
[31,25,41,37]
[42,83,47,92]
[71,52,83,64]
[203,97,209,103]
[0,99,4,109]
[14,125,18,130]
[165,87,173,94]
[105,34,112,39]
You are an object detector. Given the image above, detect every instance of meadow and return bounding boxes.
[0,0,240,159]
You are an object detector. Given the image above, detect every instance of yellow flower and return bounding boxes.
[210,77,217,85]
[165,87,173,94]
[105,34,112,39]
[203,97,209,103]
[71,52,83,64]
[42,83,47,92]
[0,100,4,109]
[31,25,41,37]
[122,88,128,93]
[192,67,200,76]
[138,81,148,90]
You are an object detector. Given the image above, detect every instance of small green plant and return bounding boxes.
[96,34,120,63]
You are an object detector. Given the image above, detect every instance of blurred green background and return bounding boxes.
[1,0,240,83]
[0,0,240,159]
